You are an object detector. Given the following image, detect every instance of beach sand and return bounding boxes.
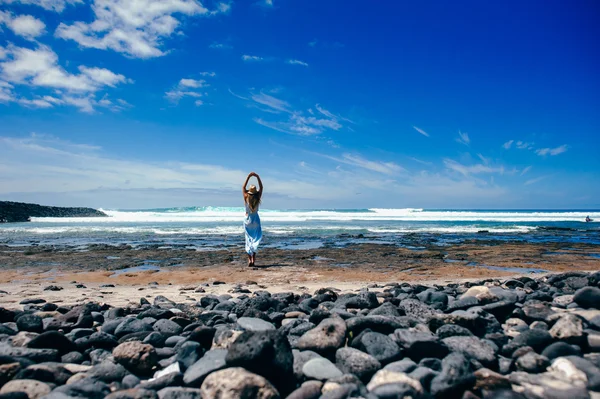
[1,241,598,307]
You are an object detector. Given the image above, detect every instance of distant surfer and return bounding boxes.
[586,215,593,223]
[243,172,263,267]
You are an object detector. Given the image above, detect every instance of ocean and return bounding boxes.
[1,208,599,251]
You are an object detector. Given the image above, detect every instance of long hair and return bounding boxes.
[246,186,261,213]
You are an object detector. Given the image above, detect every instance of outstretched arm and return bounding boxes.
[242,173,252,196]
[255,173,264,193]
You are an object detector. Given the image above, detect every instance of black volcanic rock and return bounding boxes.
[0,201,107,223]
[0,271,599,398]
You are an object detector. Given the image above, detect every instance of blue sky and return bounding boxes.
[0,0,598,209]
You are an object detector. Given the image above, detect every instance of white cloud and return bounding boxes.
[199,71,216,77]
[412,126,429,137]
[228,88,249,101]
[165,75,213,104]
[502,140,513,149]
[536,144,568,156]
[1,45,131,92]
[209,42,231,49]
[524,175,548,186]
[55,0,229,59]
[408,157,432,166]
[286,59,308,67]
[253,104,344,136]
[18,95,64,109]
[0,0,82,12]
[242,54,263,62]
[1,135,538,208]
[0,12,46,39]
[0,44,131,112]
[520,166,532,176]
[333,153,404,175]
[79,65,132,87]
[211,2,231,14]
[444,159,504,176]
[0,80,15,103]
[251,92,291,113]
[231,89,351,136]
[455,131,470,146]
[315,104,353,124]
[0,134,349,206]
[96,94,132,112]
[477,153,490,165]
[179,78,207,88]
[516,141,534,150]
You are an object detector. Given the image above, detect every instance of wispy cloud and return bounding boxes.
[408,157,433,166]
[456,131,470,146]
[286,59,308,67]
[444,159,504,176]
[209,42,232,50]
[520,166,532,176]
[516,141,534,150]
[165,76,212,105]
[505,139,568,157]
[412,126,429,137]
[250,92,291,113]
[477,154,490,165]
[0,134,353,206]
[524,175,549,186]
[502,140,514,149]
[241,54,263,62]
[254,113,341,136]
[321,153,404,175]
[0,0,82,13]
[0,134,526,208]
[314,104,354,124]
[231,89,350,136]
[536,144,568,156]
[307,39,344,49]
[228,88,249,101]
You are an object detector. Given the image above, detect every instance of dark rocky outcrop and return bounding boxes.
[0,201,107,223]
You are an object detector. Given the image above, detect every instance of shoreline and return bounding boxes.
[1,241,599,308]
[1,241,598,282]
[1,270,598,309]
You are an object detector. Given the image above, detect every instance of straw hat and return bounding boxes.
[247,185,258,195]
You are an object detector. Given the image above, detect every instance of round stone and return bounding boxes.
[302,357,343,380]
[200,368,279,399]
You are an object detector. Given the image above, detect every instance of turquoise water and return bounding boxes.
[0,208,598,249]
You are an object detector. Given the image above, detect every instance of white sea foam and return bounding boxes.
[27,208,600,224]
[0,208,592,239]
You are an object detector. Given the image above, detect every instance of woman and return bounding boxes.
[243,172,263,266]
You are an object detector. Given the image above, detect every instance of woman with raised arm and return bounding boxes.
[242,172,263,266]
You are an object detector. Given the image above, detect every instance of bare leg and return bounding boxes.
[251,253,256,266]
[247,254,252,267]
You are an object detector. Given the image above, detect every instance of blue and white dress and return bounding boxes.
[244,202,262,255]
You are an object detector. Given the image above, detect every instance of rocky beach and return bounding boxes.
[1,266,600,398]
[1,209,599,398]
